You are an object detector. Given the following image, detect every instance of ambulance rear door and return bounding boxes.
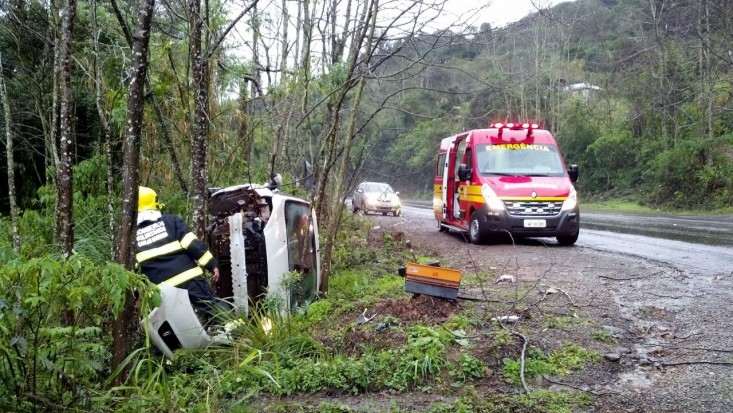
[442,132,469,222]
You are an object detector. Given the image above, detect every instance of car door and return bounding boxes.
[353,183,364,210]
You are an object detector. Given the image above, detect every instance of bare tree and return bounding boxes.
[189,0,259,235]
[190,0,209,236]
[109,0,189,194]
[57,0,77,258]
[112,0,156,376]
[90,0,117,259]
[0,49,20,252]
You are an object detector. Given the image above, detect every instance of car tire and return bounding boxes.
[468,212,484,244]
[556,230,579,246]
[352,202,359,214]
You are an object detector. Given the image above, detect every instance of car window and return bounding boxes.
[365,183,392,194]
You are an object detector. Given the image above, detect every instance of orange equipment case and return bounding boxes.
[404,262,461,300]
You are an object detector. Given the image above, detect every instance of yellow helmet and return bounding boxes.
[138,186,163,212]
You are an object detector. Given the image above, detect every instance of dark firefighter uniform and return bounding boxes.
[135,186,229,318]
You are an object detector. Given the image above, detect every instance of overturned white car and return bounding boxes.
[146,177,321,359]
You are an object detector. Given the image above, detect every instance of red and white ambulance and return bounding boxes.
[433,123,580,245]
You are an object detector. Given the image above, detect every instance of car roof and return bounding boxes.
[360,181,392,187]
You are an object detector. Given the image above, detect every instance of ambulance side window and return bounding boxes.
[464,149,472,171]
[436,154,446,177]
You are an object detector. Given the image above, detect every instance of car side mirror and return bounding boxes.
[568,164,579,183]
[457,163,472,181]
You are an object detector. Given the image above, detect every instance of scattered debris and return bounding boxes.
[492,315,520,323]
[357,308,376,325]
[374,322,390,332]
[495,274,516,284]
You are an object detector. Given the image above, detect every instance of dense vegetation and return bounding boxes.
[2,0,733,216]
[0,0,731,410]
[360,0,733,210]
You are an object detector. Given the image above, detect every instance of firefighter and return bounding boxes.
[135,186,230,323]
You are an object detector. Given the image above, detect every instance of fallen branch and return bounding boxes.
[657,344,733,353]
[597,270,665,282]
[597,275,649,281]
[511,330,531,395]
[456,294,506,303]
[540,375,621,396]
[645,292,689,299]
[662,360,733,367]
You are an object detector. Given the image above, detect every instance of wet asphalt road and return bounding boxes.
[402,201,733,275]
[579,213,733,277]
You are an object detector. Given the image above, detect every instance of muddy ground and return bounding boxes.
[351,212,733,412]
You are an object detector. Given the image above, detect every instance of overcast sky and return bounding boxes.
[429,0,569,30]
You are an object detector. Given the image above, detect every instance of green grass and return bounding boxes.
[591,330,615,344]
[583,199,733,215]
[503,343,600,386]
[582,200,661,214]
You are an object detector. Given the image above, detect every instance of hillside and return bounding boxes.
[357,0,733,210]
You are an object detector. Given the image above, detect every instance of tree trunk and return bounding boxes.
[314,0,375,289]
[0,50,20,252]
[190,0,209,236]
[109,0,189,194]
[112,0,155,381]
[57,0,77,258]
[91,0,116,259]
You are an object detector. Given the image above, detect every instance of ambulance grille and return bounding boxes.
[504,200,563,216]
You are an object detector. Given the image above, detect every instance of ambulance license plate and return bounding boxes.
[523,219,546,228]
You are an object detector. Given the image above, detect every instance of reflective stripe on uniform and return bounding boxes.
[136,241,183,263]
[180,232,197,248]
[197,251,214,267]
[157,266,203,287]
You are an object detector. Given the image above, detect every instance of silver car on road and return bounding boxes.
[352,182,401,216]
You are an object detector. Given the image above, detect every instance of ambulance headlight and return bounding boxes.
[481,184,505,211]
[561,186,578,211]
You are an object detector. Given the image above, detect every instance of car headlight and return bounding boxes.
[481,183,505,211]
[561,186,577,211]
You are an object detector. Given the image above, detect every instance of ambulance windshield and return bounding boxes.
[476,143,566,176]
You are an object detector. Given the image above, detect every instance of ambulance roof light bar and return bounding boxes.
[490,122,540,138]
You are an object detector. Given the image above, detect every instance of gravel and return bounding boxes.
[365,211,733,412]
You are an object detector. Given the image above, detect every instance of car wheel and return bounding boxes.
[556,229,579,246]
[468,212,484,244]
[352,201,359,214]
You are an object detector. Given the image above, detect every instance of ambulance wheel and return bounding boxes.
[468,212,484,244]
[437,221,447,232]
